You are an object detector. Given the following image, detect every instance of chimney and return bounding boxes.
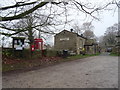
[70,29,73,32]
[81,34,83,37]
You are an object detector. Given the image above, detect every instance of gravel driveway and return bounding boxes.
[2,54,118,88]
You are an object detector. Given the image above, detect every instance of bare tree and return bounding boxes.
[81,22,95,39]
[1,36,11,48]
[98,23,118,50]
[72,23,82,34]
[83,30,95,39]
[1,12,58,47]
[0,0,118,21]
[81,22,94,31]
[103,23,118,46]
[0,0,118,47]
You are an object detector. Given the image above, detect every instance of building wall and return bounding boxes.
[54,30,86,54]
[54,30,97,55]
[54,30,77,53]
[85,44,99,54]
[76,37,86,54]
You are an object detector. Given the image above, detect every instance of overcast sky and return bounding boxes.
[92,10,117,36]
[63,9,118,36]
[0,0,118,46]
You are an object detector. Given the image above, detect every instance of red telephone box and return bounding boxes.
[34,38,43,50]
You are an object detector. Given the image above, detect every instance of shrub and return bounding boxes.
[46,50,58,57]
[2,48,14,58]
[2,48,60,60]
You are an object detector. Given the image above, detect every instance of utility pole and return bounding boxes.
[118,1,120,56]
[118,1,120,26]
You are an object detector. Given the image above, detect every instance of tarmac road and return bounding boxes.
[2,53,118,88]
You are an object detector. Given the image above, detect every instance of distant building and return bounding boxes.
[115,32,120,54]
[54,30,86,54]
[84,39,100,54]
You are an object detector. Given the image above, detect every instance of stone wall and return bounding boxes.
[54,30,96,55]
[76,37,86,54]
[54,30,77,53]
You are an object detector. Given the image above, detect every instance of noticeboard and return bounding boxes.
[12,37,25,51]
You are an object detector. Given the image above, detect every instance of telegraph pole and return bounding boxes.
[118,2,120,89]
[115,2,120,44]
[118,1,120,47]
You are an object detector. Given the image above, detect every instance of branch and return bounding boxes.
[0,29,27,36]
[0,1,37,10]
[73,1,100,20]
[90,2,115,14]
[1,2,49,21]
[0,26,23,32]
[1,1,64,21]
[0,23,27,31]
[35,28,56,34]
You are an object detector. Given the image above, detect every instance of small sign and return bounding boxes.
[60,38,69,41]
[16,47,23,50]
[12,37,25,51]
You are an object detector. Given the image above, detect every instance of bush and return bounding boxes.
[2,48,14,58]
[2,48,60,60]
[46,50,58,57]
[32,50,42,59]
[2,48,42,59]
[21,49,42,59]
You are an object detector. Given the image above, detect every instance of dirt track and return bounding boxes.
[2,54,118,88]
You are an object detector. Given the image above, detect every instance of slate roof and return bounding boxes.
[55,30,87,39]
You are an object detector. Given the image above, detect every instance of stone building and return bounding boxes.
[84,39,100,54]
[54,30,86,54]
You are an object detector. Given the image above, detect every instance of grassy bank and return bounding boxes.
[2,54,100,72]
[62,53,100,62]
[110,53,120,56]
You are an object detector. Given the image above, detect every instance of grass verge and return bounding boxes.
[110,53,120,56]
[61,53,100,62]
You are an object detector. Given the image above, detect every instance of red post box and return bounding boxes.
[31,45,35,51]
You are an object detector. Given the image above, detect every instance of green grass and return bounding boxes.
[2,53,100,72]
[62,54,100,61]
[110,53,120,56]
